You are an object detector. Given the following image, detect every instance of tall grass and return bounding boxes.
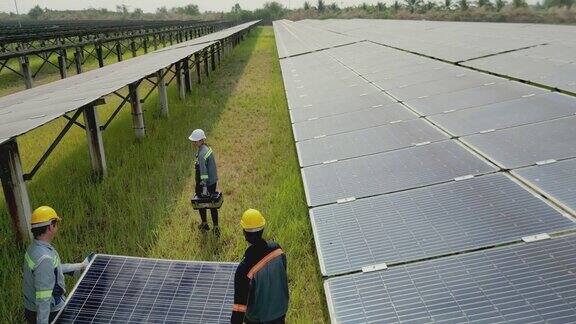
[0,27,327,323]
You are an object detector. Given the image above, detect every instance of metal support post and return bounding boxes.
[83,104,107,178]
[195,53,202,84]
[143,37,148,54]
[156,69,169,117]
[0,140,32,242]
[19,56,33,89]
[58,48,67,79]
[116,41,123,62]
[96,43,104,68]
[203,50,210,78]
[128,82,145,139]
[211,45,216,71]
[130,40,137,57]
[217,42,221,65]
[74,48,83,74]
[183,59,192,93]
[175,61,186,100]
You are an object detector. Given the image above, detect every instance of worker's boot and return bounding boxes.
[212,226,221,237]
[198,222,210,232]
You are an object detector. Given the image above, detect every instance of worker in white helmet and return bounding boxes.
[189,128,220,236]
[23,206,90,324]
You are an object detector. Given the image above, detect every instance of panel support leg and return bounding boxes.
[19,56,33,89]
[128,82,145,140]
[74,48,83,74]
[156,69,169,117]
[58,48,67,79]
[195,53,201,84]
[83,104,107,178]
[0,140,32,242]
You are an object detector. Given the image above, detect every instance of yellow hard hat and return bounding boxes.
[241,209,266,232]
[31,206,61,228]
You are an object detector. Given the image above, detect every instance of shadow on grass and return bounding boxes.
[0,28,260,322]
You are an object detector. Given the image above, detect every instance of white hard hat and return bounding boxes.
[189,129,206,142]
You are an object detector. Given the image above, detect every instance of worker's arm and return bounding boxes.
[198,147,209,192]
[231,262,250,324]
[60,262,85,274]
[34,257,55,324]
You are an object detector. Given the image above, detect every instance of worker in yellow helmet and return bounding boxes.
[23,206,89,324]
[231,209,289,324]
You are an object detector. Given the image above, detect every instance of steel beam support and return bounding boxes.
[128,82,145,140]
[211,45,216,71]
[195,53,202,84]
[183,58,192,93]
[0,139,32,242]
[83,104,107,178]
[115,41,123,62]
[156,69,169,117]
[175,61,186,101]
[58,48,67,79]
[74,48,83,74]
[203,49,210,78]
[96,43,104,67]
[19,55,33,89]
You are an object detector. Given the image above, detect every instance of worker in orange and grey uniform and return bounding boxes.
[189,128,220,236]
[231,209,289,324]
[23,206,89,324]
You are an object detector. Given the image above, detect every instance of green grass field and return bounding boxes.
[0,26,327,323]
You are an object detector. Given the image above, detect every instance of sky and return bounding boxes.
[2,1,409,14]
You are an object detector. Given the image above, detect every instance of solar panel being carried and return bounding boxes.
[54,254,237,323]
[311,173,576,276]
[325,234,576,323]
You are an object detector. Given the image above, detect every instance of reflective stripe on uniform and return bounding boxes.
[232,304,247,312]
[36,290,52,299]
[200,174,209,180]
[204,148,213,159]
[52,255,60,267]
[25,253,35,270]
[247,248,284,279]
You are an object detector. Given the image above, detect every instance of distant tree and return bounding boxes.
[183,4,200,15]
[512,0,527,7]
[317,0,326,12]
[28,5,43,19]
[405,0,423,12]
[543,0,574,7]
[132,8,144,17]
[377,2,387,10]
[232,3,242,13]
[304,1,312,10]
[116,4,129,15]
[423,1,437,10]
[477,0,493,7]
[459,0,470,10]
[361,2,369,10]
[393,1,402,11]
[329,3,340,11]
[444,0,454,9]
[495,0,506,9]
[156,6,168,14]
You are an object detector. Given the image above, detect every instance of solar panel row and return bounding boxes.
[274,20,576,323]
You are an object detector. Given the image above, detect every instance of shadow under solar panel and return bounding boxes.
[54,254,237,323]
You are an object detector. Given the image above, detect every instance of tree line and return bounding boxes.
[1,1,574,25]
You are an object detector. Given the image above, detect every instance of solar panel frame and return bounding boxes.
[301,140,497,207]
[54,254,238,324]
[311,173,576,276]
[461,116,576,169]
[325,234,576,323]
[296,118,449,167]
[513,158,576,215]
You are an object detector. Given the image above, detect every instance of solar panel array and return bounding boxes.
[54,255,237,323]
[274,19,576,323]
[0,21,260,145]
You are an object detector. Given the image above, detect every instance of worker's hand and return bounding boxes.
[202,185,209,197]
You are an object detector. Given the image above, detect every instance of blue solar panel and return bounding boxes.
[55,254,237,323]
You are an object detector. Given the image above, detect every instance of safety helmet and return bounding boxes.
[31,206,61,229]
[188,129,206,142]
[241,209,266,232]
